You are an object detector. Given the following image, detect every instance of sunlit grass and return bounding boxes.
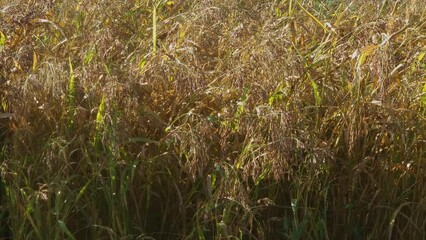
[1,0,426,239]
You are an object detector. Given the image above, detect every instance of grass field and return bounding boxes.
[1,0,426,239]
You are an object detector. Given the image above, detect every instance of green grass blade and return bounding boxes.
[58,220,76,240]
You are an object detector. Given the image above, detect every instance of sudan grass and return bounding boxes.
[1,0,426,239]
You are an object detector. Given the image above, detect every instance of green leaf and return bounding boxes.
[75,179,92,203]
[417,52,425,61]
[68,58,76,127]
[420,83,426,108]
[95,96,105,131]
[311,79,322,106]
[84,48,96,65]
[388,202,410,240]
[58,220,77,240]
[291,198,298,215]
[68,57,75,104]
[139,58,147,70]
[255,163,271,185]
[0,31,5,51]
[93,96,105,146]
[297,1,328,32]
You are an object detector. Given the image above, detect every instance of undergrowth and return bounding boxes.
[1,0,426,239]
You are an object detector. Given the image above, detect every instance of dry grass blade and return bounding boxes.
[296,1,329,33]
[0,113,14,118]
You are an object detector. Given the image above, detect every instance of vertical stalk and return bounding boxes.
[152,3,157,54]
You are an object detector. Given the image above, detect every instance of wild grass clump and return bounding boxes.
[1,0,426,239]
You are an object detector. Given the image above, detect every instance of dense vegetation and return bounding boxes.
[1,0,425,239]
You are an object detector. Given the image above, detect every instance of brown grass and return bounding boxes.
[1,0,426,239]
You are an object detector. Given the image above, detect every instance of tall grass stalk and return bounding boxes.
[0,0,425,239]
